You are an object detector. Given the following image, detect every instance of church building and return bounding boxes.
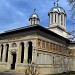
[0,3,75,74]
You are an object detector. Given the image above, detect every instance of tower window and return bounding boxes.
[61,15,63,25]
[55,14,56,23]
[33,18,36,24]
[64,15,65,26]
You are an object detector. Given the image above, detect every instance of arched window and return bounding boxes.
[6,44,9,62]
[21,42,24,63]
[1,44,3,62]
[12,43,17,47]
[28,42,32,63]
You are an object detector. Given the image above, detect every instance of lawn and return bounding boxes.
[50,71,75,75]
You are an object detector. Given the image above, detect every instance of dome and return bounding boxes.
[29,13,40,21]
[49,6,66,14]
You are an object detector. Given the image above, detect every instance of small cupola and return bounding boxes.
[29,9,40,25]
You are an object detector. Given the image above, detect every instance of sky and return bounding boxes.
[0,0,75,33]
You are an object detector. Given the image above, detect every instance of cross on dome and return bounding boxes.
[34,9,36,13]
[56,0,59,6]
[29,9,40,25]
[53,2,56,6]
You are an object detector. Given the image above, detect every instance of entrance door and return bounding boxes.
[11,53,16,69]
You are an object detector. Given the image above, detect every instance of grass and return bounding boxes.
[50,71,75,75]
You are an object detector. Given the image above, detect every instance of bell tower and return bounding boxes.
[48,1,70,38]
[48,1,67,30]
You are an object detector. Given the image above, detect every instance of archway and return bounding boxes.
[11,53,16,69]
[28,42,32,63]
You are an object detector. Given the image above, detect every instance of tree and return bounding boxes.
[25,63,39,75]
[67,0,75,17]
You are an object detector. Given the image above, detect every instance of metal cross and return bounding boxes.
[34,9,36,13]
[53,2,56,6]
[56,0,59,6]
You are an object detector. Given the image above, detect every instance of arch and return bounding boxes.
[55,14,56,23]
[12,43,17,47]
[1,44,3,62]
[6,44,9,62]
[20,42,24,63]
[28,41,33,63]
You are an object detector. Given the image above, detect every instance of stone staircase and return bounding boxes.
[0,70,25,75]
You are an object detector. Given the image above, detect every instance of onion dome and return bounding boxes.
[48,6,66,15]
[29,13,40,21]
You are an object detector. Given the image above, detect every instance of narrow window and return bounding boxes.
[6,44,9,62]
[21,42,24,63]
[33,18,36,24]
[28,42,32,63]
[53,57,55,65]
[1,44,3,62]
[61,15,63,25]
[55,14,56,23]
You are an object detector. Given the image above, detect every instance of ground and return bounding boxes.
[50,71,75,75]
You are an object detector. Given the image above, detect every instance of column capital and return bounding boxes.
[24,41,28,47]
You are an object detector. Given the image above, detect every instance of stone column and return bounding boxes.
[32,44,34,63]
[8,50,12,63]
[64,15,66,28]
[23,42,28,64]
[56,13,58,24]
[2,44,6,62]
[6,43,13,69]
[59,14,61,26]
[53,13,55,24]
[16,42,21,63]
[63,14,64,27]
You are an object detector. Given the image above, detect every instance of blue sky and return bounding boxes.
[0,0,75,33]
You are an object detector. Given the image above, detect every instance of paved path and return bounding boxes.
[0,71,25,75]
